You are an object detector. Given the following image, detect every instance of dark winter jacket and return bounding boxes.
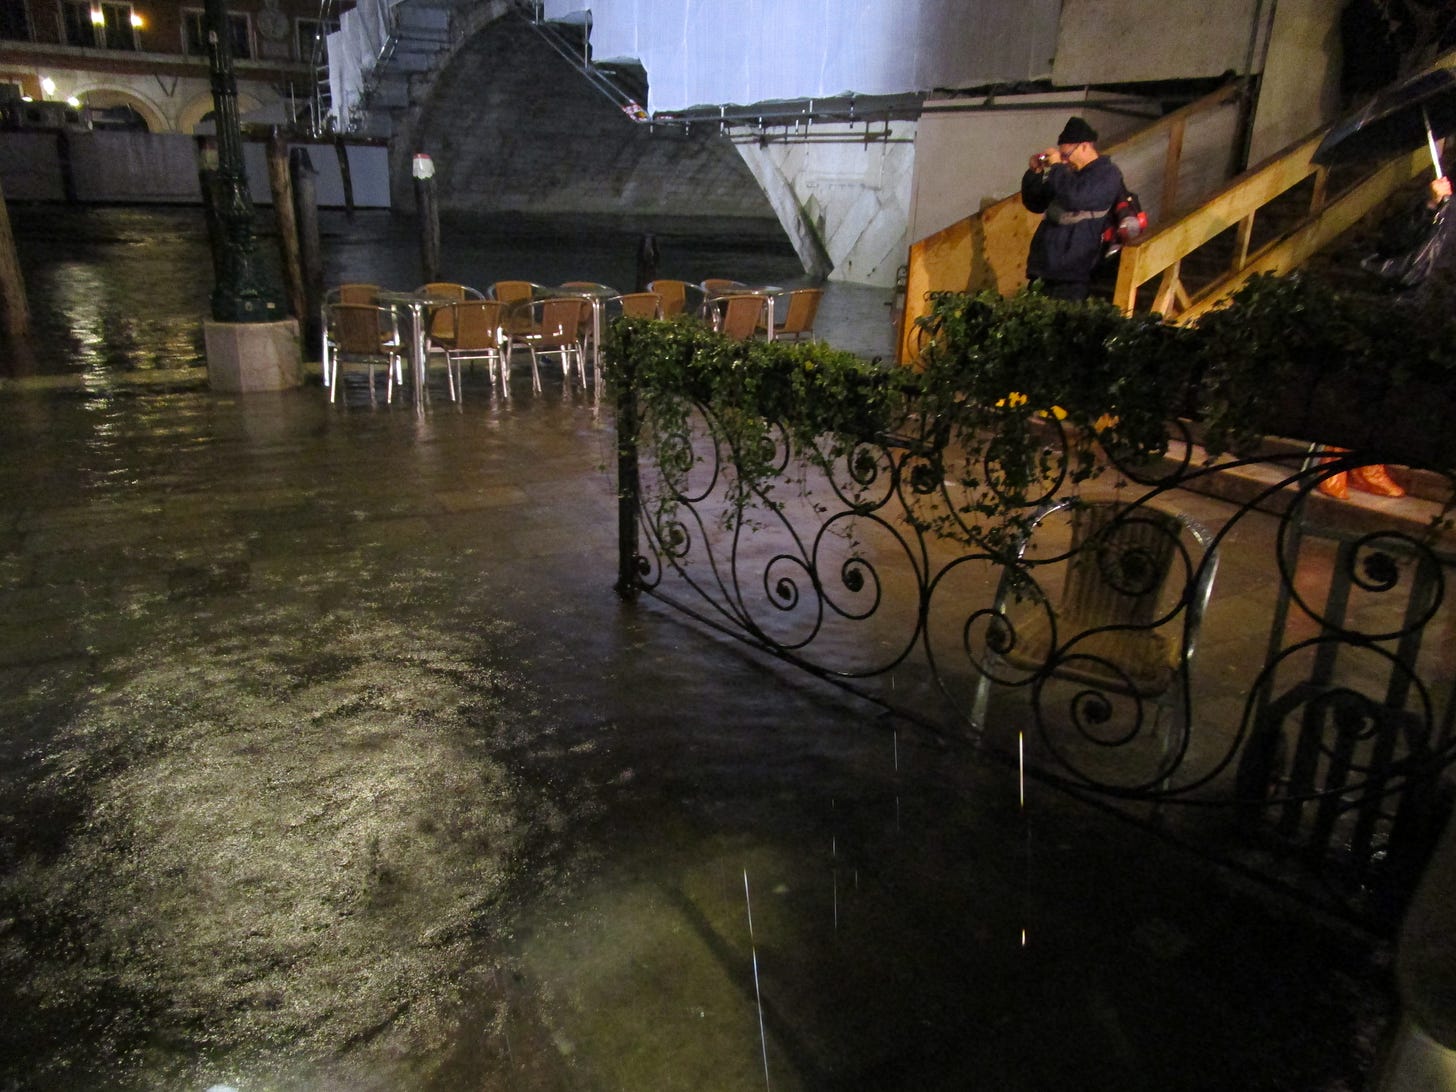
[1021,155,1125,287]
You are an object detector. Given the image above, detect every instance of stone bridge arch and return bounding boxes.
[395,14,794,246]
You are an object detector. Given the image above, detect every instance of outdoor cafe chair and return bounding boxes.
[324,301,405,404]
[505,296,591,392]
[970,499,1219,774]
[763,287,823,341]
[321,283,382,391]
[559,281,614,359]
[440,299,507,400]
[491,281,544,338]
[415,281,485,352]
[612,291,664,319]
[646,279,698,318]
[709,293,769,341]
[700,278,745,296]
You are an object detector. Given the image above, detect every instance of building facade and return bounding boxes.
[0,0,332,133]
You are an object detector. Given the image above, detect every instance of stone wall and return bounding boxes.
[407,17,779,232]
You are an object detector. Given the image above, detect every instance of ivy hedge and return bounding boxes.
[604,274,1456,547]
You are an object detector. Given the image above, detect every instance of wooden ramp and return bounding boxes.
[897,84,1432,362]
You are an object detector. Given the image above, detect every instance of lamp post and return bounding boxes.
[203,0,281,323]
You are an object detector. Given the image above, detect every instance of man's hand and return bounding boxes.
[1028,148,1062,172]
[1430,176,1452,208]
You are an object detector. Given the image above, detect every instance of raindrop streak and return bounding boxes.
[831,836,838,931]
[1018,730,1025,810]
[744,869,772,1091]
[1019,730,1029,948]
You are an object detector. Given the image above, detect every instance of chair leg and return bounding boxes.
[969,652,997,740]
[528,347,542,393]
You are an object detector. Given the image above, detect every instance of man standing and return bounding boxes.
[1021,116,1125,301]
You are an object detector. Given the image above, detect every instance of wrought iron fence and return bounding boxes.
[614,381,1456,926]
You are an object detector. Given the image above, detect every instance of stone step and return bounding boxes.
[1159,435,1454,548]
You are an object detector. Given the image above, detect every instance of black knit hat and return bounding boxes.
[1057,116,1098,145]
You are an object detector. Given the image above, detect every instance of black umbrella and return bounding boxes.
[1313,62,1456,179]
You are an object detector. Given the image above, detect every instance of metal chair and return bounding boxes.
[324,301,405,404]
[709,293,768,341]
[613,291,664,319]
[970,499,1219,770]
[646,279,697,318]
[416,282,484,354]
[505,296,591,391]
[491,281,543,341]
[321,283,381,391]
[699,278,747,321]
[440,299,508,400]
[700,278,745,296]
[559,281,613,362]
[765,287,823,341]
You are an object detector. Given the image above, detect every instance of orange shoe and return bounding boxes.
[1350,464,1405,497]
[1318,471,1349,499]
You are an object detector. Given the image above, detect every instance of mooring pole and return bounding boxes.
[204,0,281,323]
[290,147,323,355]
[0,179,30,341]
[413,152,440,284]
[266,127,306,324]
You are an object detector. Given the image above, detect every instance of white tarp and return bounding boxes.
[328,0,406,127]
[541,0,1063,113]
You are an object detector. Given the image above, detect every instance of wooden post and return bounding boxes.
[266,127,306,322]
[413,152,440,284]
[0,179,29,341]
[635,232,659,291]
[290,147,323,355]
[334,135,355,215]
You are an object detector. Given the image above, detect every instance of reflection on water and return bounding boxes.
[1,204,894,379]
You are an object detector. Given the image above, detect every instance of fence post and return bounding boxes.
[615,355,641,598]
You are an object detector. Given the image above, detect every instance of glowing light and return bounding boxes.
[40,76,57,97]
[130,12,143,27]
[66,96,81,107]
[90,6,105,25]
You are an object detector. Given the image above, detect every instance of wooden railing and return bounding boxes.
[1110,137,1429,322]
[896,81,1246,364]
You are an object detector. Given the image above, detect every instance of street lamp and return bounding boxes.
[202,0,281,323]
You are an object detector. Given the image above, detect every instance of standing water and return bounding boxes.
[1,204,898,378]
[0,202,1394,1091]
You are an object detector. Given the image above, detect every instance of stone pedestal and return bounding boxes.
[203,318,302,392]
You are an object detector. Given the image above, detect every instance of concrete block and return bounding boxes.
[203,318,303,393]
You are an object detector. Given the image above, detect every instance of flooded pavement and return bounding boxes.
[1,205,898,379]
[0,207,1397,1090]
